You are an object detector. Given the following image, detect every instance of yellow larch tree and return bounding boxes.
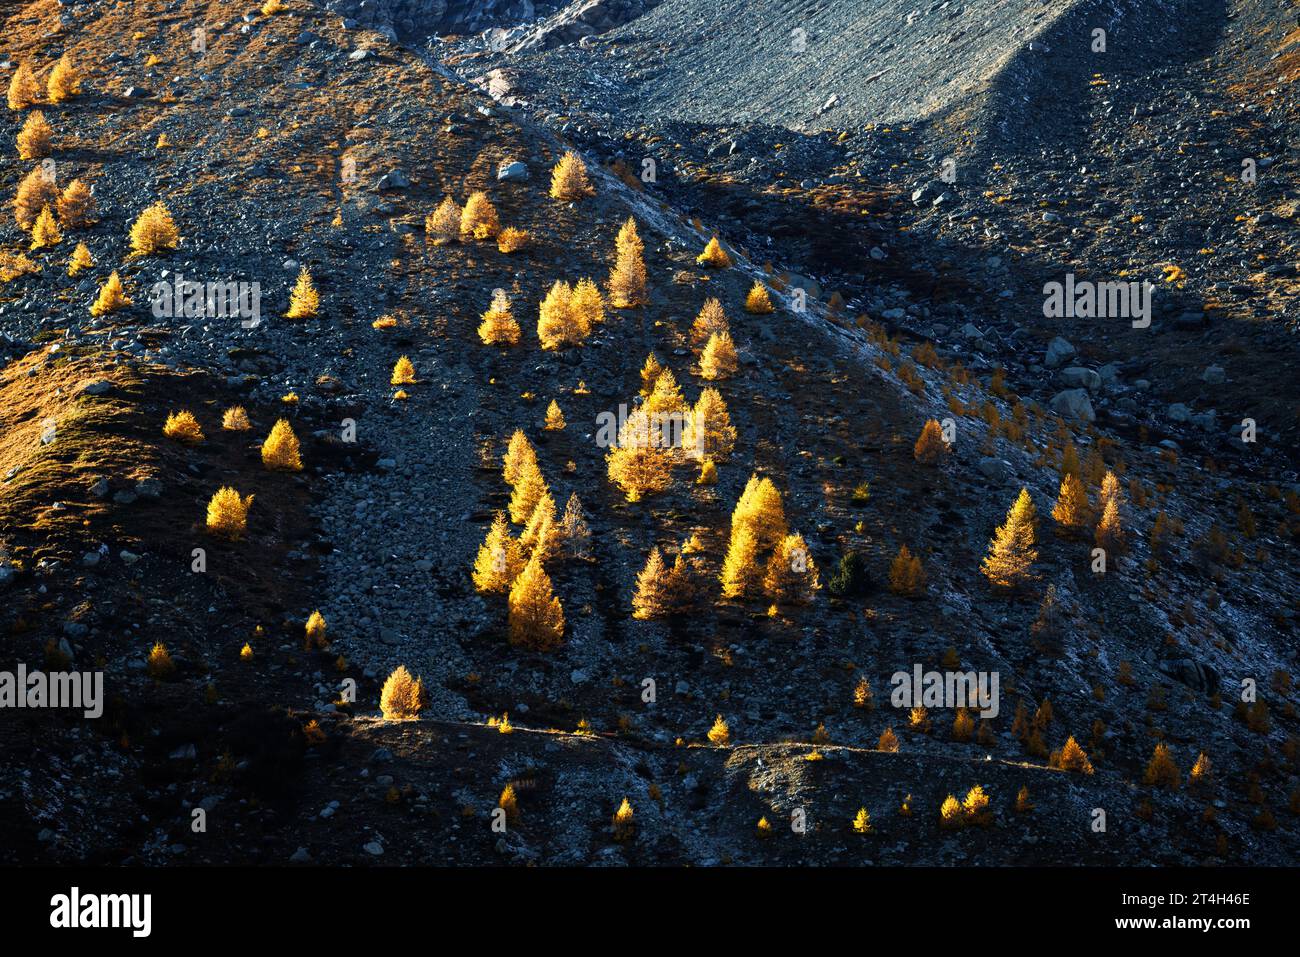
[89,271,131,316]
[744,281,774,314]
[1095,496,1125,553]
[607,216,647,307]
[642,367,687,420]
[163,410,204,444]
[690,297,730,346]
[57,179,95,228]
[379,665,426,719]
[538,280,586,349]
[981,488,1038,590]
[888,545,926,596]
[639,352,663,397]
[425,196,461,245]
[459,191,500,240]
[128,201,179,255]
[762,532,819,605]
[15,166,58,228]
[632,547,676,620]
[7,63,40,110]
[261,419,303,471]
[683,387,736,462]
[391,355,416,385]
[473,511,524,593]
[544,400,565,431]
[731,474,788,551]
[696,236,731,268]
[67,241,93,276]
[206,487,253,540]
[606,407,673,502]
[29,206,60,250]
[507,554,565,650]
[699,330,738,380]
[519,490,558,558]
[502,429,538,488]
[913,419,948,465]
[1051,472,1090,536]
[549,149,595,201]
[508,457,549,524]
[569,277,604,333]
[478,288,521,346]
[720,524,762,600]
[47,55,81,103]
[17,111,52,159]
[285,267,319,318]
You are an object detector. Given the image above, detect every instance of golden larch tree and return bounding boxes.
[720,524,762,600]
[699,330,738,380]
[17,111,52,159]
[607,216,647,307]
[606,408,673,502]
[425,196,461,245]
[913,419,948,465]
[7,63,40,110]
[15,166,59,228]
[473,511,524,593]
[380,665,426,719]
[206,487,253,540]
[683,387,736,462]
[696,236,731,268]
[691,297,730,345]
[544,400,566,431]
[477,288,521,346]
[89,271,131,316]
[538,280,586,349]
[29,206,60,250]
[67,241,93,276]
[128,201,179,255]
[731,474,788,551]
[1095,496,1124,553]
[460,191,500,239]
[508,457,549,524]
[391,355,416,385]
[632,547,677,620]
[639,352,663,396]
[888,545,926,596]
[643,367,687,419]
[570,277,604,333]
[507,555,565,650]
[1051,472,1090,536]
[763,532,819,605]
[57,179,95,229]
[744,281,774,314]
[47,55,81,103]
[163,410,204,444]
[261,419,303,471]
[981,488,1038,590]
[549,150,595,201]
[284,267,319,318]
[502,429,538,488]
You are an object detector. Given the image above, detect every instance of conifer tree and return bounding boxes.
[731,474,788,551]
[206,487,253,540]
[284,266,319,319]
[549,150,595,201]
[544,400,565,431]
[981,488,1038,590]
[391,355,416,385]
[473,511,524,593]
[460,191,500,239]
[690,297,730,346]
[1098,470,1123,511]
[16,111,51,159]
[163,410,204,444]
[507,555,564,650]
[1060,440,1081,479]
[639,352,663,396]
[632,547,676,620]
[878,727,899,752]
[128,201,179,255]
[696,236,731,268]
[425,196,461,245]
[14,166,58,229]
[508,457,549,524]
[1095,496,1124,553]
[89,270,131,316]
[570,277,605,333]
[502,429,538,488]
[538,280,586,349]
[707,714,731,746]
[700,330,738,380]
[1056,735,1095,774]
[29,206,60,250]
[7,63,40,110]
[720,524,762,600]
[643,367,687,419]
[762,532,819,605]
[744,281,774,314]
[57,179,94,228]
[380,665,426,719]
[606,408,672,502]
[560,492,592,559]
[913,418,948,465]
[520,490,558,557]
[477,288,521,346]
[683,387,736,462]
[607,216,647,307]
[888,544,926,596]
[261,419,303,471]
[1051,472,1090,536]
[67,241,93,276]
[1143,742,1180,790]
[47,55,80,103]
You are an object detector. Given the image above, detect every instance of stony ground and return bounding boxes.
[0,0,1297,866]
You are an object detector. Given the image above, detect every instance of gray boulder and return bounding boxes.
[1050,388,1095,423]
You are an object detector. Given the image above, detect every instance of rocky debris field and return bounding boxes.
[0,0,1297,866]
